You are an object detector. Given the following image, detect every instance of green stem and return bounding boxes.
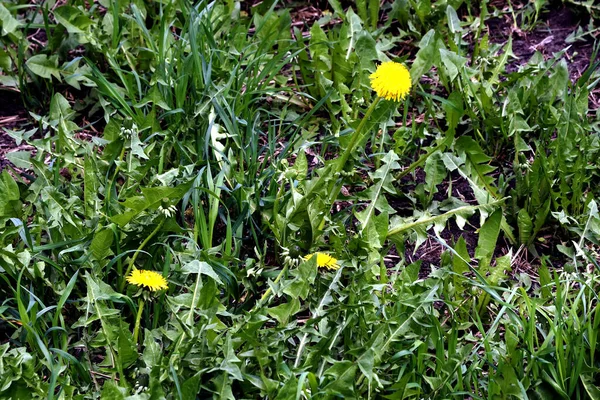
[133,298,144,344]
[106,144,127,216]
[256,265,288,307]
[395,137,451,181]
[333,96,381,176]
[326,97,381,205]
[121,218,165,292]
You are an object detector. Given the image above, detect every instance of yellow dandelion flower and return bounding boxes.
[304,253,340,270]
[369,61,412,102]
[127,269,169,291]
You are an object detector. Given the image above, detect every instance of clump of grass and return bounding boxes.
[1,0,600,398]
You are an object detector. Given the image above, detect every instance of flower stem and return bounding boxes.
[133,298,144,344]
[120,218,165,292]
[106,144,127,217]
[333,96,381,176]
[327,96,381,204]
[256,265,288,307]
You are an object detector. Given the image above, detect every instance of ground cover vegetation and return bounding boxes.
[1,0,600,398]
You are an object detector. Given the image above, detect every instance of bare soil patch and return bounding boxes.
[0,89,27,171]
[486,6,595,80]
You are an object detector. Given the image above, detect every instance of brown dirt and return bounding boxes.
[386,4,598,277]
[0,89,27,171]
[486,6,595,81]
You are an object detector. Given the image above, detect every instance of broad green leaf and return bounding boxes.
[327,0,344,17]
[424,152,446,195]
[130,129,149,160]
[517,208,533,246]
[142,329,161,368]
[182,373,201,400]
[91,226,114,260]
[490,37,513,85]
[136,85,171,111]
[117,321,137,368]
[100,381,126,399]
[293,150,308,180]
[356,151,400,235]
[307,196,327,241]
[489,252,511,286]
[111,183,191,226]
[446,6,462,33]
[410,30,440,85]
[0,48,11,71]
[50,93,75,121]
[309,23,332,72]
[54,6,94,34]
[103,118,122,142]
[475,209,502,261]
[443,91,464,133]
[0,3,22,36]
[581,375,600,400]
[283,257,318,300]
[538,262,551,298]
[85,272,124,303]
[26,54,61,80]
[452,236,470,276]
[181,260,223,285]
[274,375,299,400]
[355,31,377,69]
[84,155,99,215]
[415,0,431,23]
[357,348,375,382]
[439,48,467,81]
[345,10,363,61]
[0,171,20,217]
[212,373,235,400]
[267,298,300,325]
[323,361,357,397]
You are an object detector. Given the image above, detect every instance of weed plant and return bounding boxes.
[1,0,600,399]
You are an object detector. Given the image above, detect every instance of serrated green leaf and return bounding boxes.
[440,48,467,81]
[357,151,400,235]
[323,361,357,397]
[91,227,114,260]
[355,31,377,68]
[111,183,191,227]
[181,373,201,400]
[84,155,99,216]
[283,257,318,300]
[443,91,464,133]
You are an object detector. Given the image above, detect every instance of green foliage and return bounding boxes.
[2,0,600,399]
